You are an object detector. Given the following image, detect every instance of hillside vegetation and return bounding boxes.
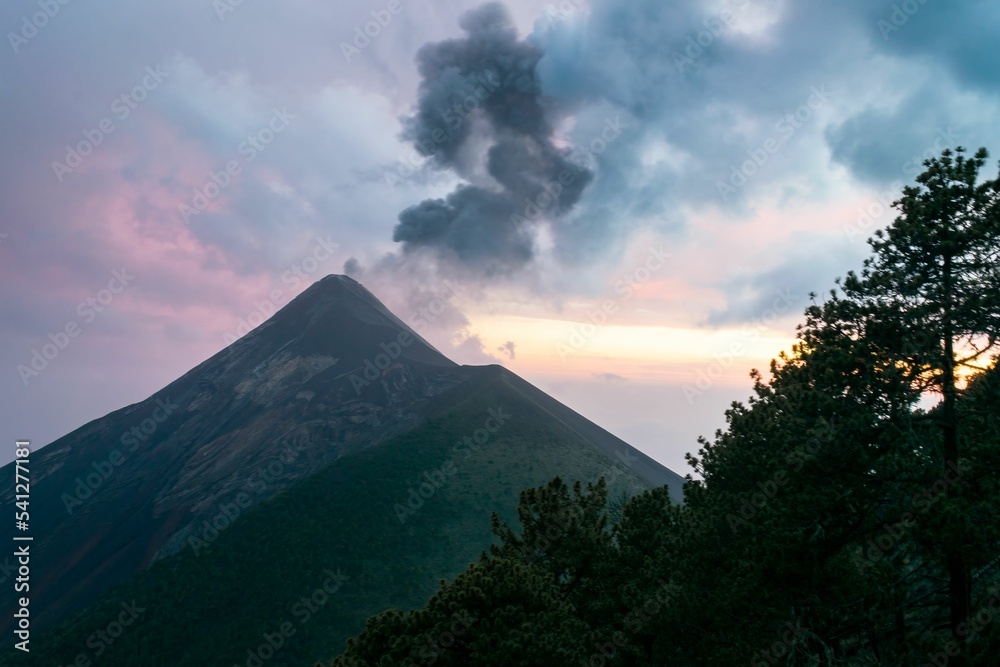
[326,148,1000,666]
[12,372,651,666]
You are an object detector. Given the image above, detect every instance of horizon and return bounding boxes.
[3,0,998,476]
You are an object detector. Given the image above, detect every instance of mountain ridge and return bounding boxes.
[12,356,678,666]
[0,274,683,642]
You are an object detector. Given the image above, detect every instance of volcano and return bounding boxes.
[1,275,684,666]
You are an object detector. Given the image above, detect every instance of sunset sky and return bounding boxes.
[2,0,998,472]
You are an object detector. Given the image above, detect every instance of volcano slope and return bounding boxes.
[1,275,684,666]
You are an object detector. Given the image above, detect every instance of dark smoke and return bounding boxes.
[393,2,593,272]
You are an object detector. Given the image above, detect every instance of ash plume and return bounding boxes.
[393,2,593,273]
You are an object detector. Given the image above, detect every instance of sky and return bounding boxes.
[1,0,998,473]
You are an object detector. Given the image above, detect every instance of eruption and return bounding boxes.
[392,2,593,273]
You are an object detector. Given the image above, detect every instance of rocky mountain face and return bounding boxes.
[0,275,684,637]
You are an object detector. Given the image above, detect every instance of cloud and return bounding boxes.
[452,331,503,365]
[593,372,627,382]
[497,340,516,359]
[4,0,1000,465]
[861,0,1000,95]
[343,257,363,276]
[390,2,593,273]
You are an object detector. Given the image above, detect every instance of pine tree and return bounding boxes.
[839,147,1000,645]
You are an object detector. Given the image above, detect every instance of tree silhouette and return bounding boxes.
[840,147,1000,644]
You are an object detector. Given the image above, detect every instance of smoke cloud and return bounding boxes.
[392,2,593,273]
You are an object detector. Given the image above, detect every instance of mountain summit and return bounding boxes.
[1,275,683,662]
[225,274,456,369]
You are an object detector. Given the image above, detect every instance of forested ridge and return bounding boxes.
[326,149,1000,666]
